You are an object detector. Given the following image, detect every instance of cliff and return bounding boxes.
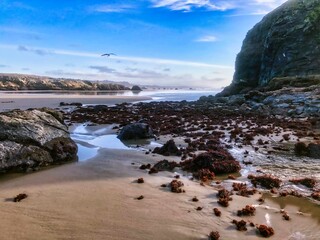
[219,0,320,96]
[0,74,130,91]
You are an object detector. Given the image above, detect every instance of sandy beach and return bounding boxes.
[1,145,319,240]
[0,95,319,240]
[0,92,151,112]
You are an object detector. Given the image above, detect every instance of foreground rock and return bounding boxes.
[117,122,154,140]
[0,108,78,172]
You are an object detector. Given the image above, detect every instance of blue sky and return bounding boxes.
[0,0,286,88]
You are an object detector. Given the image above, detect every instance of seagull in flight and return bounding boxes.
[101,53,116,57]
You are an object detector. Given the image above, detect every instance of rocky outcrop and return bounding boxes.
[0,108,78,172]
[152,139,182,156]
[219,0,320,96]
[0,74,129,91]
[117,123,154,140]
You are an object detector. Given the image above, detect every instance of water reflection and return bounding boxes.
[1,90,218,102]
[71,124,162,161]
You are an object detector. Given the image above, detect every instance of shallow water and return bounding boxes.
[71,124,162,161]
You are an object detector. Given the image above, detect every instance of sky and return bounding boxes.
[0,0,287,89]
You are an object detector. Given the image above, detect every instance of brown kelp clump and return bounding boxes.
[232,219,247,231]
[232,182,257,197]
[237,205,256,216]
[290,177,316,188]
[193,168,215,181]
[213,208,221,217]
[209,231,220,240]
[217,188,232,207]
[256,225,274,237]
[248,174,281,189]
[181,150,241,177]
[13,193,28,202]
[169,180,185,193]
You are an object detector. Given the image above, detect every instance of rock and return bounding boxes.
[150,159,180,172]
[0,108,78,172]
[181,150,241,175]
[117,122,154,140]
[294,142,320,159]
[219,0,320,96]
[131,85,142,91]
[152,139,182,156]
[307,143,320,159]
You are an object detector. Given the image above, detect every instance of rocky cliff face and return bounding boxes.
[220,0,320,96]
[0,108,78,172]
[0,74,129,91]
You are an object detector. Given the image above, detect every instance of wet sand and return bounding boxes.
[0,96,320,239]
[0,143,319,239]
[0,92,151,111]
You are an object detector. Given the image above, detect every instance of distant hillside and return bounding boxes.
[0,74,130,91]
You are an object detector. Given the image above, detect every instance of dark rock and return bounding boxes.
[219,0,320,96]
[294,142,320,159]
[307,143,320,158]
[152,139,182,156]
[0,109,78,172]
[117,122,154,140]
[151,159,179,172]
[181,150,241,175]
[131,85,142,91]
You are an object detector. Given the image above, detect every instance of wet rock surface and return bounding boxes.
[219,0,320,96]
[0,108,77,172]
[117,122,154,140]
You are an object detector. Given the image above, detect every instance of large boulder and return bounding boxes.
[219,0,320,96]
[117,123,154,140]
[0,108,78,172]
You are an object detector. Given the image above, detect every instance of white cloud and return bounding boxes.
[89,4,134,13]
[150,0,287,14]
[196,35,218,42]
[151,0,230,12]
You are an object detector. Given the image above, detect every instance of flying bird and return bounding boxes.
[101,53,116,57]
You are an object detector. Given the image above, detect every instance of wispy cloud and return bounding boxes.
[0,1,35,10]
[0,26,42,39]
[17,45,51,56]
[89,66,117,73]
[151,0,231,12]
[89,4,135,13]
[195,35,218,42]
[150,0,286,14]
[0,44,232,69]
[0,64,8,68]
